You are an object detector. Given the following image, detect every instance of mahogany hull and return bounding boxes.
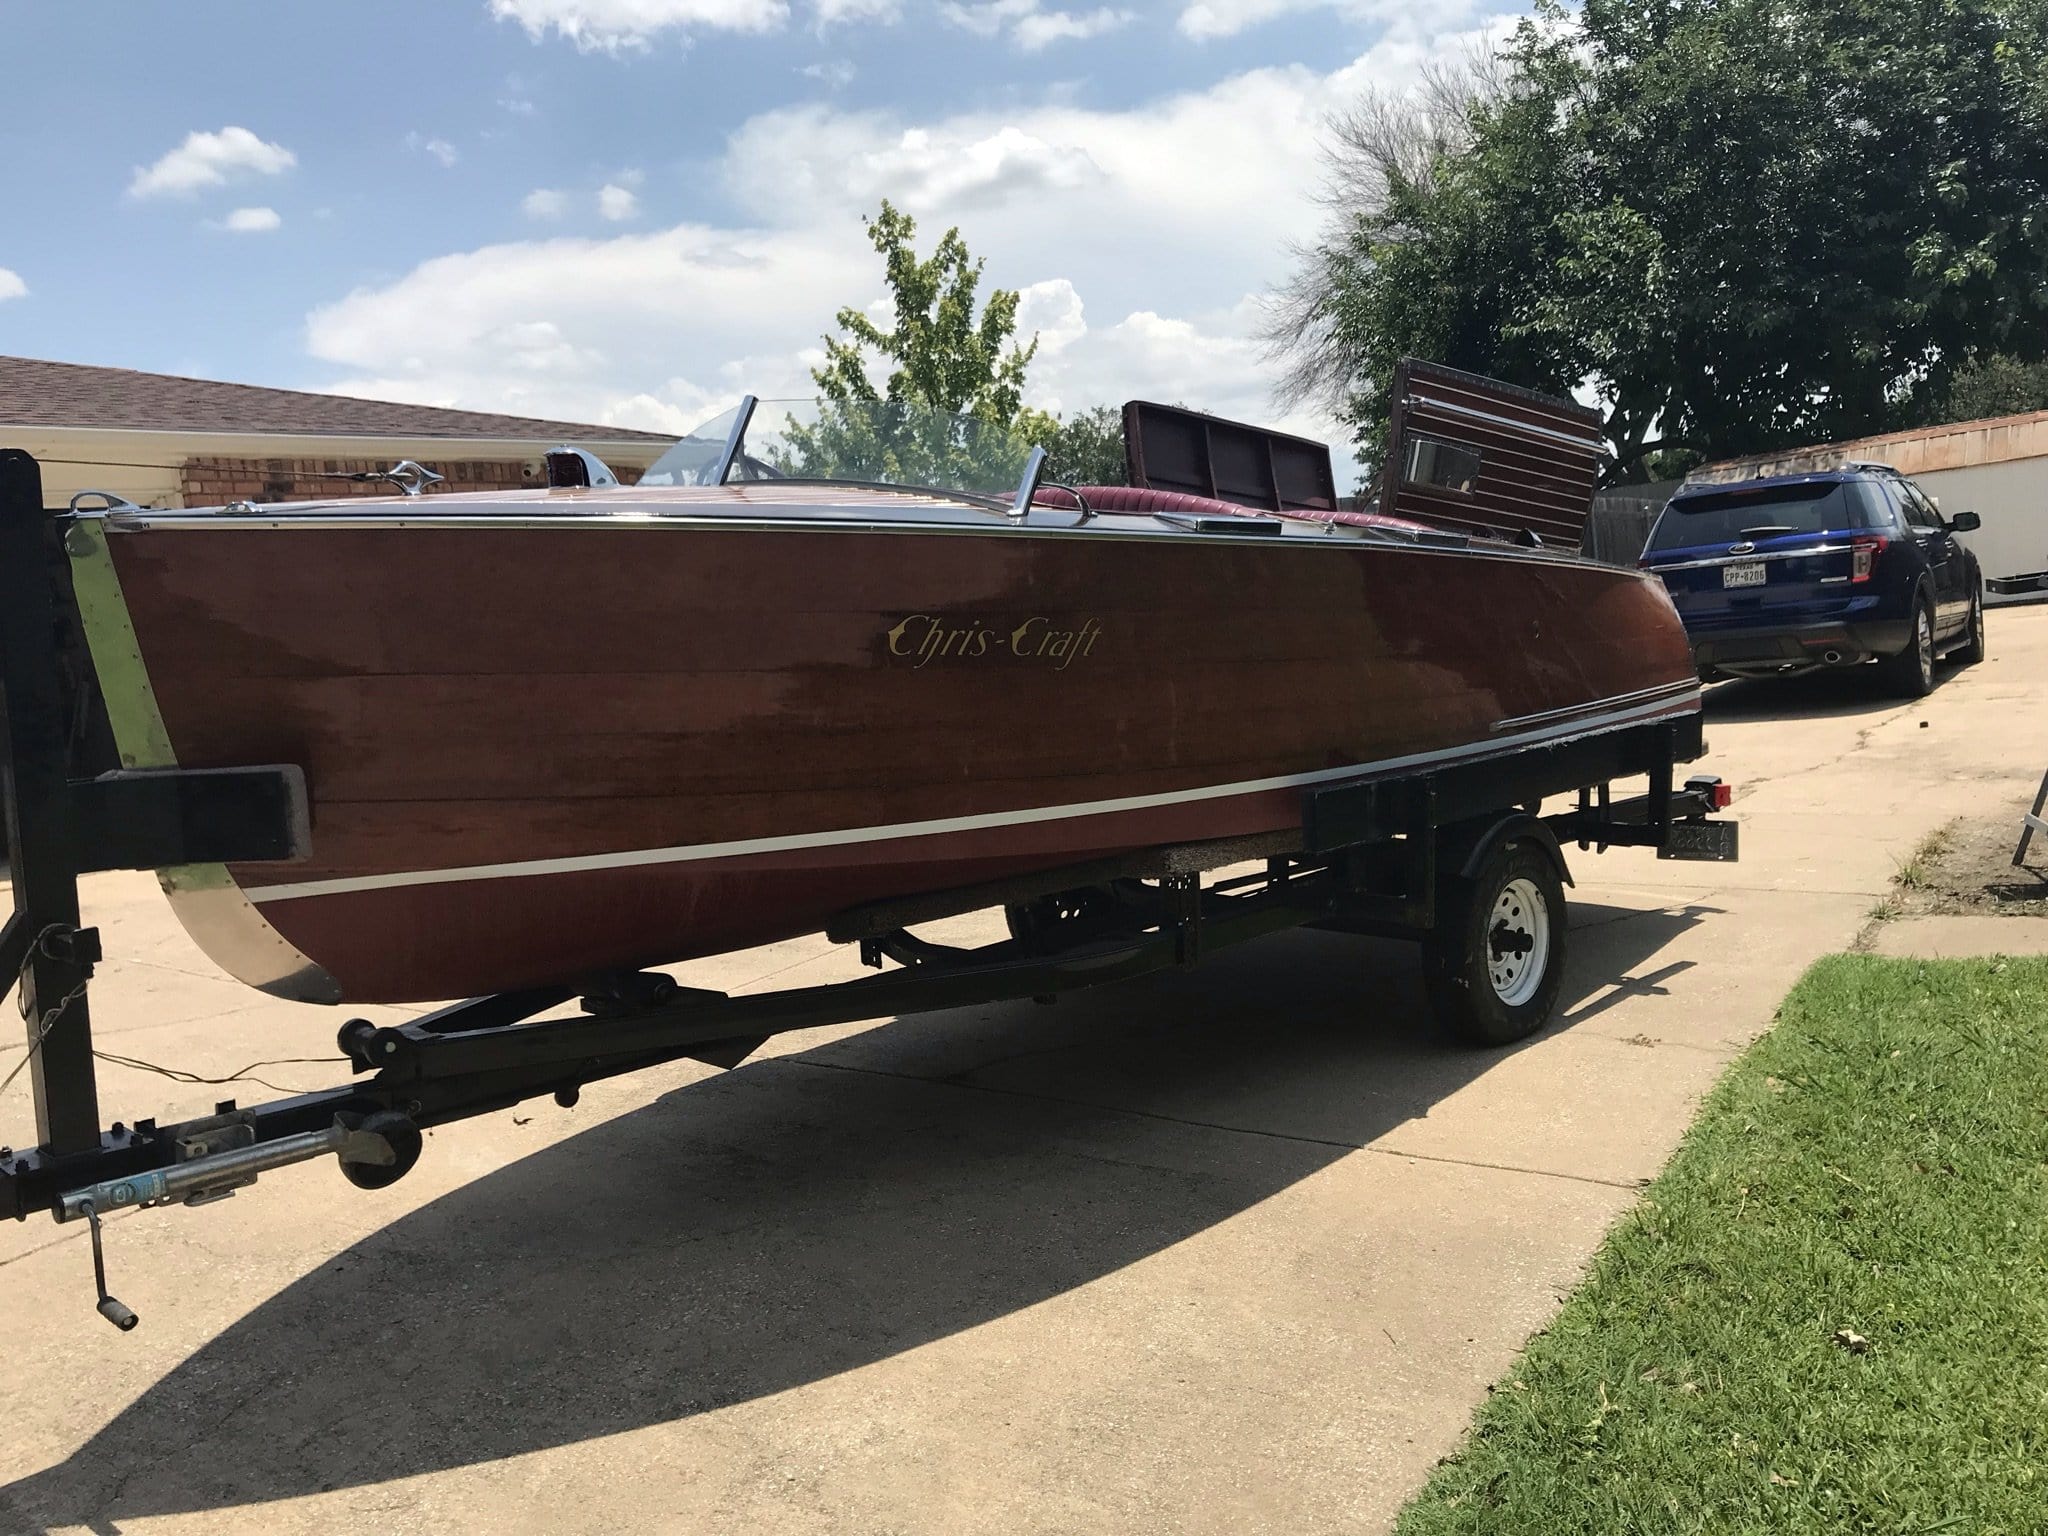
[80,493,1698,1003]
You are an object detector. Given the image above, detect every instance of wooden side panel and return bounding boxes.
[107,518,1694,999]
[1378,360,1605,546]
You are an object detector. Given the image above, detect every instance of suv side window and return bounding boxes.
[1893,478,1942,533]
[1851,480,1903,531]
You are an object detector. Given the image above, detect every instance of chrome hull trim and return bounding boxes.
[63,518,341,1004]
[80,502,1641,581]
[1490,679,1699,733]
[240,688,1701,907]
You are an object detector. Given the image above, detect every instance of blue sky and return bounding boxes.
[0,0,1523,443]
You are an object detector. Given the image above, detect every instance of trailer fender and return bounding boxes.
[1446,813,1573,890]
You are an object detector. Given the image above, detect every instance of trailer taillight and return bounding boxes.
[1851,534,1888,583]
[1685,774,1733,809]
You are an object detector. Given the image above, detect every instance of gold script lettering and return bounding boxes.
[890,615,1103,668]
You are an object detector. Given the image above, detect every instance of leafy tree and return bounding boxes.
[1912,354,2048,426]
[1025,404,1129,487]
[777,201,1043,489]
[1273,0,2048,485]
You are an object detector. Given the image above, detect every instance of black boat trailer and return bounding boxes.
[0,449,1738,1329]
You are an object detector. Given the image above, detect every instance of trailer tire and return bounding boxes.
[1423,836,1568,1047]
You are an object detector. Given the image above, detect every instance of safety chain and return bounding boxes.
[0,925,92,1098]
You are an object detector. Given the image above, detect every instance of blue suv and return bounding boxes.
[1638,463,1985,697]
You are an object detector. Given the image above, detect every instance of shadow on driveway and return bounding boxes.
[4,902,1711,1533]
[1701,665,1952,723]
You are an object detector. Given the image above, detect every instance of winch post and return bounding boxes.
[0,448,103,1154]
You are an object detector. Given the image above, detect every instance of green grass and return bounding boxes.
[1394,955,2048,1536]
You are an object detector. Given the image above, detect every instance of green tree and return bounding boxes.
[778,201,1043,488]
[1273,0,2048,485]
[1913,354,2048,426]
[1026,404,1129,487]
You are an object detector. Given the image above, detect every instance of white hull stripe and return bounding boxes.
[244,689,1700,905]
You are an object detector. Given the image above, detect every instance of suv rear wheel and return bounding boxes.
[1953,587,1986,666]
[1882,597,1936,698]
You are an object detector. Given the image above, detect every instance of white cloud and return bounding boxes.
[129,126,296,198]
[598,182,641,220]
[719,61,1362,237]
[938,0,1032,34]
[523,187,569,218]
[808,121,1105,209]
[799,58,857,87]
[221,206,282,233]
[813,0,898,21]
[940,0,1131,47]
[1012,6,1133,47]
[488,0,788,50]
[1178,0,1489,41]
[305,225,855,424]
[303,20,1515,470]
[407,133,460,167]
[0,268,26,302]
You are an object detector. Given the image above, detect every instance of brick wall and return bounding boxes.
[179,455,643,506]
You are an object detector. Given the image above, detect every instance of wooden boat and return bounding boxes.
[63,364,1698,1004]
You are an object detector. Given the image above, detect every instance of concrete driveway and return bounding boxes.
[5,607,2046,1536]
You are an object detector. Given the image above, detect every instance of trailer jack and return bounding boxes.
[55,1112,417,1330]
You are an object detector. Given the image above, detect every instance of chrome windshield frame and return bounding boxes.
[1009,446,1047,521]
[711,395,758,487]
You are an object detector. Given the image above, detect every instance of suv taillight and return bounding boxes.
[1851,534,1888,583]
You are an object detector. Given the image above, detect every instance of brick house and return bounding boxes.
[0,355,677,509]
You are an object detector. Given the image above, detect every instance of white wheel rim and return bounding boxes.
[1487,876,1551,1008]
[1918,611,1932,679]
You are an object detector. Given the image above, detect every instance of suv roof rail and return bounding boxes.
[1839,460,1900,476]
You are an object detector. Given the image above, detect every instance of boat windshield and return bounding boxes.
[640,397,1046,503]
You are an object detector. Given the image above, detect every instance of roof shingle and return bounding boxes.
[0,355,676,443]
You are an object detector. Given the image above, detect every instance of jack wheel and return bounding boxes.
[340,1110,423,1191]
[1423,836,1568,1047]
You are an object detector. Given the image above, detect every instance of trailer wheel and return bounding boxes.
[1424,836,1568,1047]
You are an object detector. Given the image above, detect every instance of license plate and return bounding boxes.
[1721,561,1766,589]
[1658,820,1740,862]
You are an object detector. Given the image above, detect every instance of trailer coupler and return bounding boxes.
[54,1111,418,1330]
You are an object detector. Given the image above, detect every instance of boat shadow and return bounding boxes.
[3,900,1710,1533]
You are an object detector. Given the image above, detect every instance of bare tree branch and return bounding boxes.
[1263,44,1510,412]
